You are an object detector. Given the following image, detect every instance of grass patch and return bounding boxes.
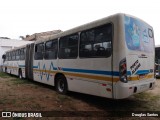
[133,92,160,111]
[57,94,71,103]
[134,92,160,101]
[0,99,6,104]
[134,92,151,100]
[11,78,32,85]
[150,95,160,101]
[0,72,10,78]
[0,97,17,105]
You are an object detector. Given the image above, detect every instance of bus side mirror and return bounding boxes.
[2,54,6,59]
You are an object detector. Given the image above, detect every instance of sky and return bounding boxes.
[0,0,160,45]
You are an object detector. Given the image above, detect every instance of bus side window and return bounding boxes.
[44,39,58,60]
[15,49,20,60]
[34,43,44,60]
[6,53,9,61]
[12,51,16,61]
[8,52,10,61]
[59,34,78,59]
[9,52,12,61]
[20,48,25,60]
[21,48,24,60]
[80,23,112,58]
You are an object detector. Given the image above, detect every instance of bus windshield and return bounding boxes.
[124,15,154,53]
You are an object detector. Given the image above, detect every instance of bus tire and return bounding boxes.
[55,75,68,94]
[19,69,23,79]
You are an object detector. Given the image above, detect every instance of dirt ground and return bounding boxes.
[0,72,160,119]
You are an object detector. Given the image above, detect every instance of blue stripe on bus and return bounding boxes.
[135,70,150,75]
[61,69,150,76]
[113,71,119,76]
[127,70,150,75]
[33,65,119,76]
[62,68,114,76]
[33,66,38,69]
[62,68,122,76]
[19,65,25,68]
[32,62,150,77]
[33,62,57,70]
[127,71,132,75]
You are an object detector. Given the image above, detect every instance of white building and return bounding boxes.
[0,38,33,67]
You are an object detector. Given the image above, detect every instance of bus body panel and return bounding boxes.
[2,13,155,99]
[58,58,113,98]
[33,59,57,86]
[114,14,155,99]
[127,54,154,81]
[115,54,155,99]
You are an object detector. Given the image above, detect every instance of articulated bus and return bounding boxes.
[2,13,155,99]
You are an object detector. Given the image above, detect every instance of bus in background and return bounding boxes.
[2,45,27,78]
[155,46,160,78]
[2,13,156,99]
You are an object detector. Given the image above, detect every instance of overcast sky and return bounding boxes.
[0,0,159,45]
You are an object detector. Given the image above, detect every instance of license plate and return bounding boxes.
[138,74,146,80]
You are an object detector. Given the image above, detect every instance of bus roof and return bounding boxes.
[34,13,123,44]
[34,13,153,45]
[5,44,27,53]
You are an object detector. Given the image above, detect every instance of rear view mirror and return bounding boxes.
[2,54,6,59]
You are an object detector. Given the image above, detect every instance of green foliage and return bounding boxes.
[0,72,10,78]
[11,78,32,85]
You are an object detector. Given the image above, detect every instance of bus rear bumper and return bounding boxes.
[114,79,156,99]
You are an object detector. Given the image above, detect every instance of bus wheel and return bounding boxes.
[19,69,23,79]
[56,75,68,94]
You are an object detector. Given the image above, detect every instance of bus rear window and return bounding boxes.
[124,15,154,53]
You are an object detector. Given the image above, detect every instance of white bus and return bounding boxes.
[155,46,160,77]
[2,13,155,99]
[2,45,26,78]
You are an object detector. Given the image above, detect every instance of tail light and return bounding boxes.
[119,58,128,83]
